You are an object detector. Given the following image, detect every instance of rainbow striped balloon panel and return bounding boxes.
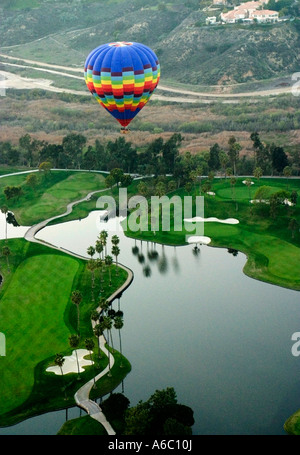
[84,41,160,128]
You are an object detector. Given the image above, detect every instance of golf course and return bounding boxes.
[0,168,299,434]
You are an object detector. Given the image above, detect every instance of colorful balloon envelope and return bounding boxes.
[84,41,160,131]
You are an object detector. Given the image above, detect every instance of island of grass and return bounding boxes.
[119,176,300,291]
[284,408,300,435]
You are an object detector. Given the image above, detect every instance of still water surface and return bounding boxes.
[0,211,299,435]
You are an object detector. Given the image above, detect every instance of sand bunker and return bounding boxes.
[243,180,254,185]
[184,217,239,224]
[46,349,93,375]
[250,199,294,206]
[187,236,211,245]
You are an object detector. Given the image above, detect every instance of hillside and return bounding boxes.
[0,0,299,86]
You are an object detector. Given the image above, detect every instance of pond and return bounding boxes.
[0,210,299,435]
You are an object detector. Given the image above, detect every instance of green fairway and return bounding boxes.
[0,250,80,414]
[0,238,130,424]
[0,170,106,225]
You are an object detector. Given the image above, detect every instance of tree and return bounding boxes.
[253,185,271,203]
[2,245,11,271]
[62,133,87,169]
[220,151,229,179]
[283,165,292,190]
[137,181,149,198]
[54,353,67,400]
[105,255,113,286]
[271,145,288,174]
[124,387,194,436]
[253,166,263,181]
[162,133,182,173]
[26,173,38,190]
[87,245,95,259]
[291,190,298,205]
[38,161,52,175]
[120,173,133,187]
[95,239,104,259]
[71,290,82,335]
[99,230,108,256]
[84,338,96,388]
[228,136,241,175]
[68,334,81,379]
[114,316,124,366]
[96,258,104,291]
[288,218,299,239]
[0,205,8,242]
[243,177,251,198]
[4,185,23,201]
[250,132,265,168]
[93,323,103,360]
[208,143,221,171]
[87,259,97,300]
[111,235,120,246]
[230,177,238,211]
[102,316,113,375]
[111,245,120,275]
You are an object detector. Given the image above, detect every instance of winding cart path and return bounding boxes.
[23,184,133,435]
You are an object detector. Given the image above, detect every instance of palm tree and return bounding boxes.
[84,338,96,388]
[95,239,104,260]
[114,316,124,367]
[96,258,104,294]
[283,165,292,190]
[244,178,253,201]
[105,255,113,286]
[87,245,96,259]
[230,177,238,211]
[99,230,108,256]
[103,315,114,351]
[101,317,113,377]
[111,245,120,275]
[91,309,99,325]
[54,353,67,400]
[111,235,120,246]
[1,206,8,242]
[99,297,109,316]
[68,334,81,380]
[87,259,97,301]
[71,290,82,335]
[93,323,103,361]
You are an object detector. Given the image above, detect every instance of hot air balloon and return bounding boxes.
[84,41,160,133]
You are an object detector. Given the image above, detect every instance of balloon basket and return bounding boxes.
[120,127,130,134]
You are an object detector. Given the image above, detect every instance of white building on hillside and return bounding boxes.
[220,1,279,23]
[251,9,279,22]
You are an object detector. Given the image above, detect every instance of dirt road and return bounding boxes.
[0,52,296,102]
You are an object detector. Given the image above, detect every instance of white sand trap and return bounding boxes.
[46,349,94,375]
[184,216,239,224]
[242,180,254,185]
[251,198,294,206]
[187,236,211,245]
[206,191,216,196]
